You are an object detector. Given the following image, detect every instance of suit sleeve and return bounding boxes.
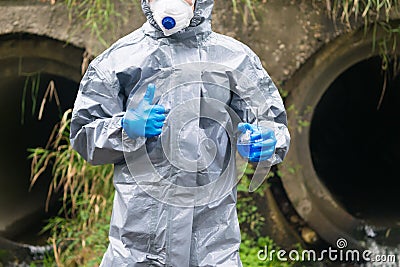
[256,72,291,165]
[70,64,145,165]
[229,51,291,165]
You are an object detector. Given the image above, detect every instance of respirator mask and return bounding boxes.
[149,0,195,36]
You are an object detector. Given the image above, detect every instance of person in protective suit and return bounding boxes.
[70,0,290,266]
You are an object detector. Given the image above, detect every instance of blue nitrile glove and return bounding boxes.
[122,84,166,139]
[237,123,277,162]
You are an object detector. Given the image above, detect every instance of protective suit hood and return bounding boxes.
[141,0,213,38]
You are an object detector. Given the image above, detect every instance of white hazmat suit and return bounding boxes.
[70,0,290,266]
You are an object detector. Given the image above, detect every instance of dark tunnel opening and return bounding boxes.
[0,73,78,244]
[310,56,400,226]
[0,33,83,246]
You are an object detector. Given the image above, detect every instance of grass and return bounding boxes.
[20,74,40,124]
[240,234,301,267]
[47,0,131,48]
[66,0,121,47]
[327,0,398,27]
[232,0,260,23]
[29,110,114,266]
[327,1,400,108]
[237,167,299,266]
[327,0,400,69]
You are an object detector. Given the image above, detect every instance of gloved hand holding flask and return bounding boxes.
[237,107,277,162]
[237,122,277,162]
[122,83,166,139]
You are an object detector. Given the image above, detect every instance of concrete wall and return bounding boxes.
[0,0,343,83]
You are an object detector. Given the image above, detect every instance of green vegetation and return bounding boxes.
[327,0,400,70]
[237,167,298,266]
[65,0,119,47]
[29,110,114,266]
[327,0,398,28]
[20,74,41,124]
[49,0,136,48]
[326,1,400,107]
[0,249,10,263]
[240,235,300,267]
[232,0,261,23]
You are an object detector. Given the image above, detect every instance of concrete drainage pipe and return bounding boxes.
[282,24,400,249]
[0,33,81,258]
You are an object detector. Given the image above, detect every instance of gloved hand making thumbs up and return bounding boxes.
[122,83,166,139]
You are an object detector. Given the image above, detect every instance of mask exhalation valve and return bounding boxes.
[162,16,176,30]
